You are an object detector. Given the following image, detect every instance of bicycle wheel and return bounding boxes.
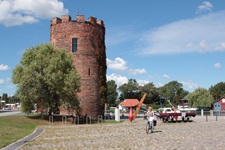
[150,122,154,133]
[146,122,150,134]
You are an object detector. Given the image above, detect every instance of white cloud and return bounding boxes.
[157,82,164,88]
[138,11,225,55]
[0,78,11,84]
[216,42,225,50]
[163,74,170,79]
[197,1,213,13]
[0,0,68,27]
[137,79,150,86]
[107,57,146,75]
[129,68,147,75]
[0,64,9,70]
[107,57,128,71]
[106,74,128,87]
[0,79,5,84]
[199,40,207,51]
[214,63,221,68]
[181,80,198,90]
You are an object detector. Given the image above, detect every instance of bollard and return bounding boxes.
[201,109,204,116]
[206,115,208,122]
[115,108,120,122]
[49,116,53,124]
[62,116,67,124]
[74,116,79,125]
[86,116,91,124]
[216,114,217,121]
[98,115,103,123]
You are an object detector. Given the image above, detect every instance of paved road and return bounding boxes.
[0,110,25,116]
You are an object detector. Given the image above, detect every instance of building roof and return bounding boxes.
[119,99,146,107]
[213,96,225,103]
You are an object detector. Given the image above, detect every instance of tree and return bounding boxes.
[2,93,8,103]
[187,88,213,108]
[158,81,188,106]
[106,80,118,108]
[139,82,159,105]
[12,44,81,115]
[209,82,225,100]
[118,79,141,100]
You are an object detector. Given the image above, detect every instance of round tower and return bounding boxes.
[50,15,107,118]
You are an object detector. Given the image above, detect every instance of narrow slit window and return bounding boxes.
[88,68,91,76]
[72,38,77,52]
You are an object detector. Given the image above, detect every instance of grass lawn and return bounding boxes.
[0,114,122,149]
[0,115,48,148]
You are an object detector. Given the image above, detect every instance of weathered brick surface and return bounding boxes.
[50,15,106,117]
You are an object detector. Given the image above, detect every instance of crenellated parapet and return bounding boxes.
[51,15,104,27]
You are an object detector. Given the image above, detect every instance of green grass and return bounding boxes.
[0,115,121,148]
[0,115,48,148]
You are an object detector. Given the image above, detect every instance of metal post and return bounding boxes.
[62,116,67,124]
[98,115,103,123]
[206,115,208,122]
[86,116,91,124]
[74,116,79,125]
[216,114,217,121]
[49,116,53,124]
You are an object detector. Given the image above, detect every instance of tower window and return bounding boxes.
[72,38,77,52]
[88,68,91,76]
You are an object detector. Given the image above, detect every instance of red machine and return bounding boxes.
[157,107,196,122]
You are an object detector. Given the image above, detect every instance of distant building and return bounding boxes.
[212,97,225,111]
[50,15,107,117]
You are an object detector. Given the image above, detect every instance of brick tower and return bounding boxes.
[50,15,107,118]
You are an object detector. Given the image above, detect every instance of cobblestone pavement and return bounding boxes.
[13,115,225,150]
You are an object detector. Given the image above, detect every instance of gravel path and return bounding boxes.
[13,115,225,150]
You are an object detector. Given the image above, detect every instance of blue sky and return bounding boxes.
[0,0,225,96]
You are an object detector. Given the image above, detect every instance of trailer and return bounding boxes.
[156,107,196,122]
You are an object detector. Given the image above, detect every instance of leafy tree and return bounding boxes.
[118,79,141,100]
[209,82,225,100]
[139,82,159,105]
[158,81,188,106]
[6,95,19,104]
[2,93,8,100]
[12,44,81,115]
[106,80,118,107]
[187,88,213,108]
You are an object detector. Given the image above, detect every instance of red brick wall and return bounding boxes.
[50,15,106,117]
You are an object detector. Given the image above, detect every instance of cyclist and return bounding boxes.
[145,106,155,132]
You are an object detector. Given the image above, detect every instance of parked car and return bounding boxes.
[104,110,115,119]
[4,105,11,110]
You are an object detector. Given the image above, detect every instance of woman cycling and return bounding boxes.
[145,107,155,132]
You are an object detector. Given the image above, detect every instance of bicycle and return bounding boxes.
[146,118,154,134]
